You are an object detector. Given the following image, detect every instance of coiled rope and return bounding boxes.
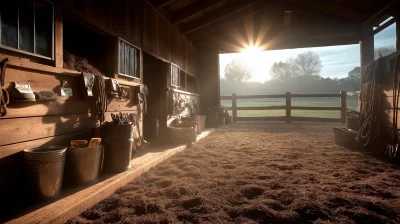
[357,58,383,153]
[388,55,400,158]
[93,75,107,124]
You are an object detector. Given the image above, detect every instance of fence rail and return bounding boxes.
[221,91,347,123]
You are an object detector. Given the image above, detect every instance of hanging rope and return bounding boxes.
[357,58,384,154]
[0,58,9,117]
[93,75,107,124]
[388,54,400,158]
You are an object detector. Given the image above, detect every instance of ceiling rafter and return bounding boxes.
[364,0,397,24]
[287,0,368,22]
[153,0,178,9]
[171,0,225,25]
[179,0,264,34]
[187,1,281,42]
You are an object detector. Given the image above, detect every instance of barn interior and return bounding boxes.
[0,0,399,223]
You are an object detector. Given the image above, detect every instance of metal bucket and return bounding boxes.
[206,112,218,128]
[23,146,66,201]
[332,128,356,147]
[101,124,134,173]
[101,123,134,140]
[169,124,197,145]
[102,139,133,173]
[64,145,103,186]
[196,115,206,133]
[218,117,226,126]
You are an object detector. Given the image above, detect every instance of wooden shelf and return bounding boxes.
[1,56,141,87]
[1,56,81,76]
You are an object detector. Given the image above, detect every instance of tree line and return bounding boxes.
[221,45,395,96]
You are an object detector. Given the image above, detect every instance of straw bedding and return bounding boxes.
[68,122,400,224]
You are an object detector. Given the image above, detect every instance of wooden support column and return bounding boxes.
[360,25,374,68]
[340,91,347,123]
[198,51,220,114]
[397,18,400,50]
[232,93,237,122]
[54,6,63,68]
[397,2,400,50]
[286,92,291,123]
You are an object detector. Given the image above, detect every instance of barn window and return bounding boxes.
[171,63,179,87]
[0,0,54,59]
[118,39,140,78]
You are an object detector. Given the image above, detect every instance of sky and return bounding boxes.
[219,22,396,83]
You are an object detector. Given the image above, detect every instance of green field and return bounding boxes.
[220,96,358,118]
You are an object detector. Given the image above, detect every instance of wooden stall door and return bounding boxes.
[142,53,168,142]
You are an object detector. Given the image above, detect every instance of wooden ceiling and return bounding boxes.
[149,0,397,51]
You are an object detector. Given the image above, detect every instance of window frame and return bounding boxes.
[170,63,180,87]
[117,38,141,80]
[0,0,55,60]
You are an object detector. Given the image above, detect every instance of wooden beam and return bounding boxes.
[373,17,396,34]
[171,0,224,25]
[397,1,400,50]
[364,0,397,24]
[360,25,374,68]
[180,0,262,34]
[54,5,63,68]
[187,1,280,41]
[195,27,360,53]
[156,0,177,9]
[288,0,368,22]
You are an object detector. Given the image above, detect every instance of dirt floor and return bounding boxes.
[68,122,400,224]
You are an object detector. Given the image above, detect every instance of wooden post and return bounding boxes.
[232,93,237,122]
[360,25,374,68]
[54,6,63,68]
[286,92,291,123]
[397,3,400,51]
[340,91,347,123]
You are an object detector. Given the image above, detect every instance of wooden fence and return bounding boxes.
[220,91,347,123]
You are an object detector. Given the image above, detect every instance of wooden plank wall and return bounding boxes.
[0,62,141,221]
[0,1,198,213]
[65,0,197,75]
[361,52,400,131]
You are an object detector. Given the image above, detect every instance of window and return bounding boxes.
[0,0,54,58]
[171,63,179,87]
[118,39,140,78]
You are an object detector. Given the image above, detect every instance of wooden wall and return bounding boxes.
[64,0,197,75]
[0,58,142,221]
[370,52,400,130]
[0,0,197,219]
[198,51,220,114]
[360,51,400,144]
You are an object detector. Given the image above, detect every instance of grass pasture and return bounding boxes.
[220,96,358,118]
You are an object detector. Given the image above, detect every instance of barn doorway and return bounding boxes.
[142,52,168,142]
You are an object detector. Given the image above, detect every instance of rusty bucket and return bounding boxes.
[23,146,66,201]
[64,145,103,186]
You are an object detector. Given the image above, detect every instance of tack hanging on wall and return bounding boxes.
[61,80,73,96]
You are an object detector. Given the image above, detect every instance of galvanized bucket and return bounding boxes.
[196,115,206,133]
[218,117,226,126]
[23,146,66,201]
[168,124,197,145]
[64,145,103,186]
[101,124,133,173]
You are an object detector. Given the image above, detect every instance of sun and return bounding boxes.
[242,46,262,55]
[239,46,264,82]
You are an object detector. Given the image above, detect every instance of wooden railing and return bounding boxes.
[220,91,347,123]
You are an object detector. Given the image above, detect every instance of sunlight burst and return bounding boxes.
[242,46,262,55]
